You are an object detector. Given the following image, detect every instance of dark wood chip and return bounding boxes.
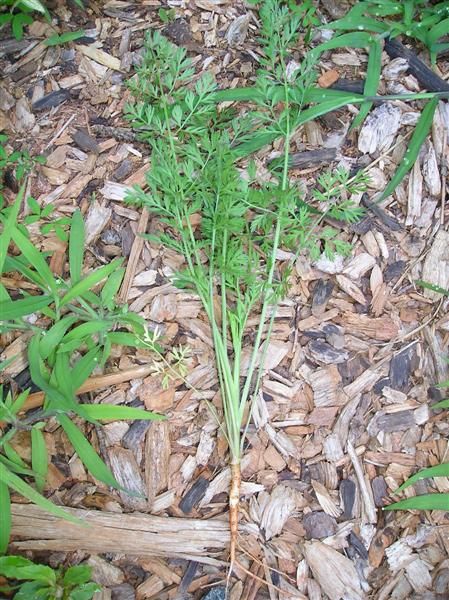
[122,420,153,449]
[303,511,337,540]
[385,37,449,93]
[179,476,210,514]
[32,89,71,111]
[340,478,356,519]
[312,279,334,313]
[384,260,406,283]
[73,128,100,154]
[389,348,412,390]
[308,339,348,364]
[371,476,388,507]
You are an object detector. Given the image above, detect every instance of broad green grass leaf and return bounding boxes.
[10,388,30,415]
[31,427,48,493]
[70,346,102,392]
[44,30,86,47]
[106,332,145,347]
[310,32,378,60]
[59,321,110,347]
[426,18,449,49]
[18,0,47,13]
[0,454,35,477]
[0,482,11,554]
[380,97,439,200]
[39,316,79,360]
[0,183,26,301]
[28,335,77,413]
[57,414,120,489]
[79,404,165,421]
[384,493,449,511]
[394,463,449,493]
[3,255,51,291]
[234,92,365,157]
[60,259,122,307]
[69,209,85,283]
[100,267,125,310]
[0,295,52,320]
[0,462,81,524]
[3,442,28,470]
[432,398,449,409]
[350,38,382,130]
[0,184,25,274]
[10,228,58,295]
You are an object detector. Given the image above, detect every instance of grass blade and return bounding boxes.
[416,279,449,296]
[394,463,449,493]
[69,209,85,283]
[380,97,439,200]
[60,259,122,307]
[432,398,449,409]
[70,346,102,392]
[0,481,11,554]
[80,404,165,421]
[11,227,58,295]
[0,183,26,301]
[0,462,81,524]
[0,295,52,320]
[384,493,449,511]
[31,427,48,493]
[44,30,86,47]
[39,315,79,360]
[310,32,378,61]
[57,414,121,489]
[350,38,382,130]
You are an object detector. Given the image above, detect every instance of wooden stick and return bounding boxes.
[10,503,228,566]
[118,207,150,304]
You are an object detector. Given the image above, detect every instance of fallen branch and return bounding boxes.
[10,503,229,566]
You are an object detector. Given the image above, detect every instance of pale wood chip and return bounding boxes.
[303,541,364,600]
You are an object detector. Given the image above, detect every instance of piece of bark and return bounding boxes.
[340,478,356,519]
[145,421,170,508]
[179,476,210,514]
[107,447,147,511]
[288,148,337,169]
[303,512,337,540]
[304,541,364,600]
[384,37,449,93]
[10,504,230,565]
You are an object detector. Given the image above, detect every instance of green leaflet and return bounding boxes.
[0,295,52,320]
[44,30,86,47]
[394,463,449,494]
[80,404,165,421]
[384,493,449,512]
[69,209,85,283]
[0,556,56,585]
[380,97,439,200]
[38,316,79,360]
[60,258,122,307]
[350,38,382,130]
[0,462,81,524]
[57,415,121,490]
[310,31,379,60]
[31,427,48,494]
[10,226,58,296]
[0,482,11,554]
